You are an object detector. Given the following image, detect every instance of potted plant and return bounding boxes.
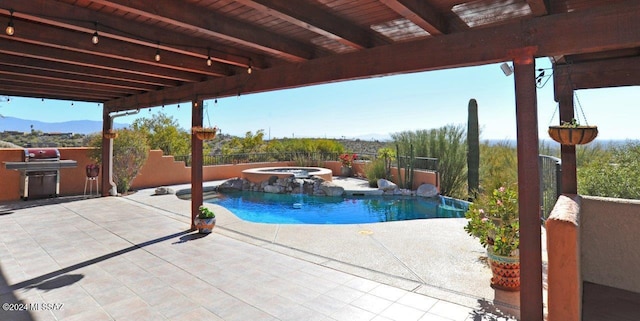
[548,118,598,145]
[339,153,357,177]
[85,164,100,178]
[194,205,216,234]
[192,126,218,140]
[464,186,520,291]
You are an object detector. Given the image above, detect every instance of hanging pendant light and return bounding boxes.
[6,9,15,36]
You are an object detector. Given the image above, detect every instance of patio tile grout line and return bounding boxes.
[358,223,428,285]
[56,199,284,321]
[120,194,512,312]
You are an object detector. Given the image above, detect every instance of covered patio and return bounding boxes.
[2,1,640,320]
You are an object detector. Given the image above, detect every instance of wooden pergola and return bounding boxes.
[2,1,639,320]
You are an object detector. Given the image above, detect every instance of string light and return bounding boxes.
[154,42,161,62]
[91,22,99,45]
[206,48,212,66]
[6,9,15,36]
[247,59,252,74]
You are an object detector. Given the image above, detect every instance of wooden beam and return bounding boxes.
[0,70,143,96]
[101,108,112,197]
[526,0,549,16]
[2,0,267,70]
[88,0,318,62]
[191,100,204,230]
[513,50,543,321]
[380,0,449,35]
[0,83,115,102]
[105,1,640,111]
[0,64,159,92]
[0,54,180,88]
[237,0,389,49]
[0,20,229,78]
[556,56,640,89]
[0,39,204,84]
[553,66,578,195]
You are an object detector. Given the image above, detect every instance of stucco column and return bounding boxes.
[512,47,543,321]
[191,100,204,230]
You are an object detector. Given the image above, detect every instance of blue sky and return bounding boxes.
[1,58,638,141]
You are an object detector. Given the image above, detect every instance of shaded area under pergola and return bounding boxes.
[2,1,640,320]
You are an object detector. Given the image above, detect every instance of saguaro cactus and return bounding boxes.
[467,98,480,200]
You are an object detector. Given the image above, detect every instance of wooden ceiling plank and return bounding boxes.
[0,75,141,97]
[0,69,143,95]
[379,0,448,35]
[0,19,230,78]
[236,0,389,49]
[105,0,640,111]
[0,39,204,83]
[0,90,104,103]
[0,64,159,92]
[87,0,317,61]
[0,83,115,101]
[0,54,180,88]
[1,0,265,70]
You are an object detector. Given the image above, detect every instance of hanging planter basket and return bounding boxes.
[548,125,598,145]
[103,130,118,139]
[192,126,218,140]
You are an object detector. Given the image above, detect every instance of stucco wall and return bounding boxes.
[580,196,640,293]
[0,148,440,201]
[546,194,582,321]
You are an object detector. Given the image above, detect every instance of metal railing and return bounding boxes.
[174,152,343,167]
[539,154,562,221]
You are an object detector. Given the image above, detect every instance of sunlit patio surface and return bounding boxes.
[0,179,544,320]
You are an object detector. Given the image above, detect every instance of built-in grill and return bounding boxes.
[4,148,77,200]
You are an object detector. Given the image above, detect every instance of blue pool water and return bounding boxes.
[206,191,469,224]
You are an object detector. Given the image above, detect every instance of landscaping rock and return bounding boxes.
[417,184,438,198]
[377,179,398,192]
[320,182,345,196]
[217,178,244,192]
[154,186,174,195]
[264,185,282,193]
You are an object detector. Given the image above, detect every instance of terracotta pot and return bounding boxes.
[340,166,353,177]
[194,217,216,234]
[548,126,598,145]
[488,250,520,291]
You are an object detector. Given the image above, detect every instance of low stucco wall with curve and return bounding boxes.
[546,194,640,321]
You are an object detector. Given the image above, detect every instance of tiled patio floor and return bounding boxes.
[0,194,518,321]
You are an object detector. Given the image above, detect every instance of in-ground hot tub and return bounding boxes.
[242,167,333,183]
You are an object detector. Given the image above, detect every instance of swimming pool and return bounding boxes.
[206,191,469,224]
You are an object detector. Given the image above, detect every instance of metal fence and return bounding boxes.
[539,154,562,221]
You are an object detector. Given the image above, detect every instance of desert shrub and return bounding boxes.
[578,141,640,199]
[479,141,518,192]
[88,129,149,193]
[391,125,466,198]
[364,158,387,187]
[132,112,190,156]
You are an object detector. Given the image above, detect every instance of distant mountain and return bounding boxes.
[0,116,128,135]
